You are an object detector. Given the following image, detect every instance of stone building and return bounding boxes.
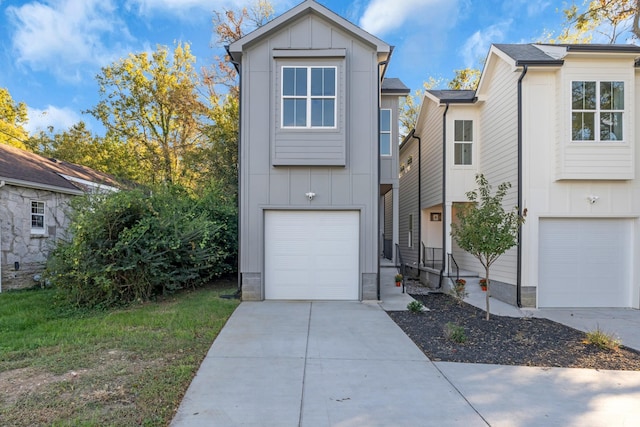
[0,143,119,291]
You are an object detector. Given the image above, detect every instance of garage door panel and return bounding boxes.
[539,219,631,308]
[265,211,359,300]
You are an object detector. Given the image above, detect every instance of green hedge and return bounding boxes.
[46,182,237,308]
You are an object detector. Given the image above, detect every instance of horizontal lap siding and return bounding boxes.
[399,140,419,266]
[422,103,444,209]
[475,58,519,284]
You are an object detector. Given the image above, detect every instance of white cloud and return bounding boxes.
[359,0,455,36]
[26,105,82,134]
[126,0,256,17]
[6,0,130,81]
[461,21,511,68]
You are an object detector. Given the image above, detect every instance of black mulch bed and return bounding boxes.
[388,293,640,371]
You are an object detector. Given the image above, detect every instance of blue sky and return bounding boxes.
[0,0,568,136]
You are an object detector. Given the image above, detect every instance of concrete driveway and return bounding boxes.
[171,295,640,426]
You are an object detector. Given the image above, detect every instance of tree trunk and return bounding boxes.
[485,266,491,320]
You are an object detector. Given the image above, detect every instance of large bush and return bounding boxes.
[46,182,237,308]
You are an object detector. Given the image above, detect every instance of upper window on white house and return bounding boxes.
[31,201,45,234]
[282,66,336,128]
[572,81,624,142]
[380,109,392,156]
[454,120,473,165]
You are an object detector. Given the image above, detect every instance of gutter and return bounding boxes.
[226,45,243,298]
[516,65,528,307]
[437,103,450,289]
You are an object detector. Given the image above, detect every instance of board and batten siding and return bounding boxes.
[519,63,640,308]
[237,11,383,299]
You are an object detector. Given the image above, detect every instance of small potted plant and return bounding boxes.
[479,278,487,291]
[394,273,403,287]
[455,278,466,287]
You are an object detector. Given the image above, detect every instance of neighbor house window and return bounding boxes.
[380,109,392,156]
[454,120,473,165]
[572,81,624,142]
[31,201,45,234]
[282,66,336,128]
[408,214,414,248]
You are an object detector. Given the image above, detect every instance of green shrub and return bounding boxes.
[407,300,424,313]
[444,322,467,343]
[584,327,620,351]
[45,182,237,308]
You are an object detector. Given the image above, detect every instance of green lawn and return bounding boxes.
[0,279,240,426]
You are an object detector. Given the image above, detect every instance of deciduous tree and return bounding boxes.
[88,42,209,186]
[450,174,525,320]
[0,87,29,149]
[553,0,637,43]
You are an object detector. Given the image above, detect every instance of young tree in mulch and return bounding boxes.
[450,174,525,320]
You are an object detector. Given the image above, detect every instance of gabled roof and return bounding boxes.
[426,90,476,103]
[228,0,390,56]
[493,44,564,66]
[0,143,120,195]
[382,78,410,95]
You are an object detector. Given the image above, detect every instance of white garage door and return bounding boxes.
[538,218,632,308]
[265,211,359,300]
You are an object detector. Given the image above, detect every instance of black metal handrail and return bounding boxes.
[395,243,406,294]
[448,253,460,283]
[422,245,443,269]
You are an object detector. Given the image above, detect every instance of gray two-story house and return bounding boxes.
[228,0,407,301]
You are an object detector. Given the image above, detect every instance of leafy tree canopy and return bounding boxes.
[0,87,29,149]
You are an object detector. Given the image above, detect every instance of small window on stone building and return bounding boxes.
[31,201,45,234]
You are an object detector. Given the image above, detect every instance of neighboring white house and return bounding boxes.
[227,0,407,301]
[400,43,640,309]
[0,143,119,291]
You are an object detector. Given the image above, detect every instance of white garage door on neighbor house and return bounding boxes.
[538,218,632,308]
[264,210,360,300]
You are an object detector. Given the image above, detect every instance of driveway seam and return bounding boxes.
[298,302,313,427]
[430,361,491,426]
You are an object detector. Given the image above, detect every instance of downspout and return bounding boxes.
[377,58,389,301]
[516,65,528,307]
[226,45,243,298]
[438,103,450,289]
[408,129,421,277]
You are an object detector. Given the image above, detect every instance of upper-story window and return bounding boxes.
[31,201,45,234]
[572,81,624,142]
[380,109,392,156]
[282,66,336,128]
[454,120,473,165]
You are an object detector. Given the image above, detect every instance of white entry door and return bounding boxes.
[538,218,632,308]
[265,210,359,300]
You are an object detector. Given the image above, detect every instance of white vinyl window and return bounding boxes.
[454,120,473,165]
[408,214,414,248]
[282,66,336,128]
[572,81,624,142]
[380,109,392,156]
[31,201,45,234]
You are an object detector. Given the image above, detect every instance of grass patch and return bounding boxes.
[584,327,621,351]
[0,279,239,426]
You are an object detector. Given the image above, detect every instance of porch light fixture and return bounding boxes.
[587,195,599,204]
